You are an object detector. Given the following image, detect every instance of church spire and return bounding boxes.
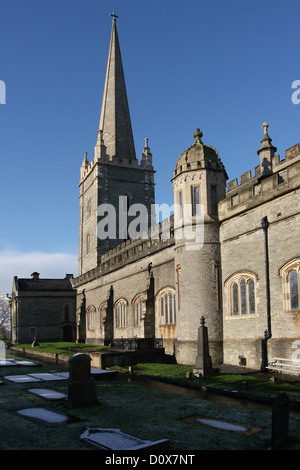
[95,13,136,162]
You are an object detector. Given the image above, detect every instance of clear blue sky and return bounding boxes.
[0,0,299,293]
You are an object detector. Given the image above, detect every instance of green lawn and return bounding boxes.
[10,342,300,397]
[12,341,109,356]
[110,362,300,397]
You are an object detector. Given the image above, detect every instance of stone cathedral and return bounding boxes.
[12,15,300,370]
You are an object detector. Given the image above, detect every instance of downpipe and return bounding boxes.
[261,216,272,371]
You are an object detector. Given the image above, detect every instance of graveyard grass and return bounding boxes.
[1,344,300,450]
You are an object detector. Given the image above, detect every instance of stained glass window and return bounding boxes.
[192,186,200,215]
[178,192,183,219]
[211,185,218,214]
[135,298,143,326]
[232,283,239,315]
[290,270,299,310]
[159,290,176,325]
[240,278,247,315]
[116,300,127,328]
[165,293,168,323]
[248,279,255,314]
[231,277,256,316]
[169,294,173,323]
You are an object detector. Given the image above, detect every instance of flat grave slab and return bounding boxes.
[51,369,116,379]
[28,373,67,381]
[182,415,262,436]
[15,360,38,366]
[91,368,116,376]
[4,372,68,383]
[0,359,37,367]
[80,428,169,450]
[4,375,42,383]
[17,407,69,424]
[28,388,67,400]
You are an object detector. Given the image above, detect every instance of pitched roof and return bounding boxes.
[16,278,75,292]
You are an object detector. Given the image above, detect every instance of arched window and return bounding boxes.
[86,233,90,254]
[289,270,299,310]
[226,273,257,316]
[280,259,300,312]
[192,185,200,216]
[115,299,128,328]
[87,306,96,330]
[178,191,183,219]
[232,282,239,315]
[158,289,176,325]
[86,198,92,218]
[99,302,107,333]
[134,296,143,326]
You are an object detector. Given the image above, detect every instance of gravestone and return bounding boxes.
[0,340,5,361]
[68,353,98,407]
[271,392,289,449]
[193,316,215,378]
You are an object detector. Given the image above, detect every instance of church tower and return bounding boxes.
[172,129,228,365]
[78,14,155,276]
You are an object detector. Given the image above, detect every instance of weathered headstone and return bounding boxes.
[0,340,6,361]
[193,316,215,378]
[271,392,289,449]
[68,353,98,407]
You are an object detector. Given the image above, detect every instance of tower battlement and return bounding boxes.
[219,141,300,221]
[73,215,174,287]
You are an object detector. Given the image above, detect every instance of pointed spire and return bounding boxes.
[95,13,136,162]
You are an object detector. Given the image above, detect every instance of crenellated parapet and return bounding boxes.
[219,132,300,221]
[80,137,154,184]
[73,216,174,287]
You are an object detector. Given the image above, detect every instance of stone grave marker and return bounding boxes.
[193,316,215,378]
[68,353,98,407]
[271,392,289,449]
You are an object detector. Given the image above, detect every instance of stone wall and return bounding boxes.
[219,147,300,369]
[73,222,176,356]
[11,292,76,344]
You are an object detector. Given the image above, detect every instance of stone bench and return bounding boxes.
[266,357,300,375]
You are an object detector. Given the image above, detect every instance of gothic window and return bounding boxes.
[226,274,257,316]
[87,306,96,330]
[99,303,107,333]
[211,185,218,214]
[178,191,183,219]
[158,289,176,325]
[280,259,300,312]
[248,279,256,314]
[290,270,299,310]
[115,299,128,328]
[232,282,239,315]
[240,278,247,315]
[192,186,200,216]
[134,296,143,326]
[86,198,92,218]
[86,233,90,254]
